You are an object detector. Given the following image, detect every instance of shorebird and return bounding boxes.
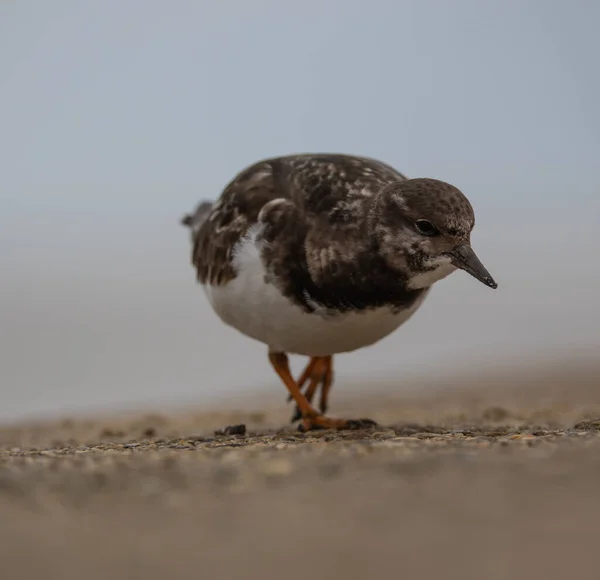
[182,154,497,431]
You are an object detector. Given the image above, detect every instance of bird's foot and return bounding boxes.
[298,415,378,432]
[291,402,329,423]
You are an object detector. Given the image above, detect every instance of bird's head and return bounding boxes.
[370,178,497,290]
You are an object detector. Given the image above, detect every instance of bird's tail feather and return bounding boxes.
[180,201,213,230]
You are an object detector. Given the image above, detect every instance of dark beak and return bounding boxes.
[447,244,498,289]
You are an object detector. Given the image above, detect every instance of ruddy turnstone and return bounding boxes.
[182,154,497,431]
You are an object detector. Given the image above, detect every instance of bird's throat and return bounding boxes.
[406,258,457,290]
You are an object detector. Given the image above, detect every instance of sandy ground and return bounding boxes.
[2,358,600,580]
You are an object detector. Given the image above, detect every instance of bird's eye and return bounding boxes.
[415,220,439,236]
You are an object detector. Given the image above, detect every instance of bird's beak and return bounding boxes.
[446,244,498,289]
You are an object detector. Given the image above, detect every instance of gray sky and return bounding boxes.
[1,0,599,422]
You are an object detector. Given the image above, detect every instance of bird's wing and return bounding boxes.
[183,154,406,289]
[257,155,407,310]
[183,160,282,285]
[283,154,406,288]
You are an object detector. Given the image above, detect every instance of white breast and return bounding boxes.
[407,256,457,290]
[202,228,428,356]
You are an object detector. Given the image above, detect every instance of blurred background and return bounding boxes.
[1,0,598,423]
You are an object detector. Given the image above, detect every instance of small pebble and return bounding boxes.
[214,424,247,436]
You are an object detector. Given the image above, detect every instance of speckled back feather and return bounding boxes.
[183,153,407,288]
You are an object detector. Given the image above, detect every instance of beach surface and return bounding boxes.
[2,358,600,580]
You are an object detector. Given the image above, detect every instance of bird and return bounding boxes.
[181,153,497,431]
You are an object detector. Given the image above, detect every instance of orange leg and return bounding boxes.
[297,357,319,390]
[287,357,319,404]
[290,356,333,422]
[269,353,318,421]
[270,352,377,431]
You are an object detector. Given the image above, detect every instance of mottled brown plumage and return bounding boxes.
[183,154,405,286]
[181,153,497,431]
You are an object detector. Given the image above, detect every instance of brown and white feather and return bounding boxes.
[184,154,407,289]
[180,153,483,355]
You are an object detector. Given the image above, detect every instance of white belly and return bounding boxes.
[202,232,428,356]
